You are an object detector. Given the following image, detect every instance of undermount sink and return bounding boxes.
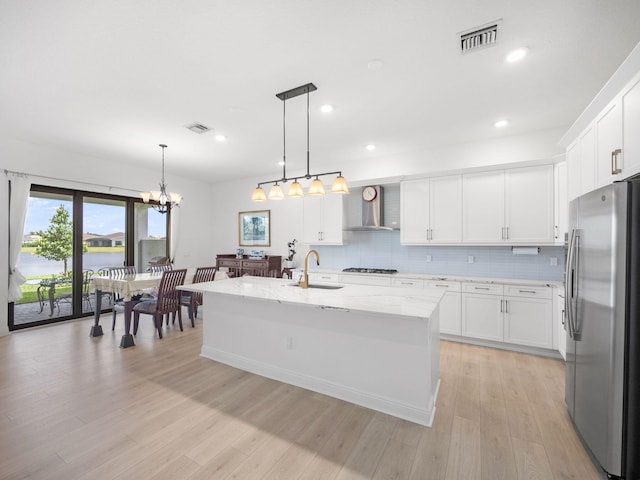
[288,283,344,290]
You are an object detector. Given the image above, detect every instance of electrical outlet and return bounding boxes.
[468,255,474,264]
[550,257,558,266]
[426,255,432,262]
[286,336,293,349]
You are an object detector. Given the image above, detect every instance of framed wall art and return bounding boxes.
[238,210,270,247]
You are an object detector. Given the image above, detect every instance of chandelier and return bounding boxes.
[140,144,183,214]
[251,83,349,201]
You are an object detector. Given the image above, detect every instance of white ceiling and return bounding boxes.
[2,0,640,184]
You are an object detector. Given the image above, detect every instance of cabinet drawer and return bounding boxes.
[218,259,242,267]
[462,283,503,295]
[339,275,391,287]
[309,273,340,283]
[426,280,461,292]
[505,285,552,299]
[392,278,424,288]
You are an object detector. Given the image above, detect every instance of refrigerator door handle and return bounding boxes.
[565,228,577,338]
[570,230,582,340]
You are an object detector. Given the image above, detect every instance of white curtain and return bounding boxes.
[8,174,31,302]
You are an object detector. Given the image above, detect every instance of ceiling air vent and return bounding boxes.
[459,20,501,53]
[185,122,211,134]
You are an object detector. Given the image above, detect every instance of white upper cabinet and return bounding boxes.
[505,165,555,244]
[462,165,554,244]
[400,175,462,244]
[595,99,623,188]
[429,175,463,243]
[554,162,568,244]
[579,125,596,195]
[462,170,505,243]
[400,179,429,244]
[302,193,344,245]
[622,75,640,177]
[562,55,640,197]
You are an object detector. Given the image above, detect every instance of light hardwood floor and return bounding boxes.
[0,314,600,480]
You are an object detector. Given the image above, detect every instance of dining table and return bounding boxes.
[90,270,194,348]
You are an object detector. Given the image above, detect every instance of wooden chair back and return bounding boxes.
[156,269,187,314]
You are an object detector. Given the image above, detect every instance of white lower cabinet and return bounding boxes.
[461,283,554,349]
[461,283,504,341]
[426,280,461,336]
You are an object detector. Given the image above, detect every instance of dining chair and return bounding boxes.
[81,269,95,310]
[179,266,217,327]
[109,266,138,330]
[132,269,187,338]
[150,264,172,274]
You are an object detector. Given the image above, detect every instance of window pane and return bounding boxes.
[135,204,168,272]
[16,191,74,324]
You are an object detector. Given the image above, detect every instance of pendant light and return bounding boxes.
[251,83,349,201]
[141,144,183,213]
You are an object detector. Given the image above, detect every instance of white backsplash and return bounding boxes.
[309,230,565,281]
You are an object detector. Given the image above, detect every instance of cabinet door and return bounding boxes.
[595,99,623,187]
[439,291,461,336]
[566,142,580,201]
[430,175,462,243]
[554,162,568,244]
[579,125,596,195]
[462,171,505,243]
[320,193,344,244]
[623,76,640,178]
[503,296,553,348]
[302,195,343,244]
[505,164,554,244]
[400,179,429,244]
[302,195,323,243]
[461,293,503,341]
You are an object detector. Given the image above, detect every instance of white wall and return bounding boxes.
[1,135,214,334]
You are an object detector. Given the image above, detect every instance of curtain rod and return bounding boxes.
[3,168,141,194]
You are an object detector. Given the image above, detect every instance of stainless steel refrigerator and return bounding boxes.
[565,179,640,479]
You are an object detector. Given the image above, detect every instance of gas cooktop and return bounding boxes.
[342,268,398,274]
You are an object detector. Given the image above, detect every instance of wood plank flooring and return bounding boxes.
[0,315,601,480]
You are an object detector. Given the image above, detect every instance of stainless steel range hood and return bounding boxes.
[346,185,397,231]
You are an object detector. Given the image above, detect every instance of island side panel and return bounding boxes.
[200,292,439,427]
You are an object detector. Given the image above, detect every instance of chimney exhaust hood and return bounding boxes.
[347,185,396,231]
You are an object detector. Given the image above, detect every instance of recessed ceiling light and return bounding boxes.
[215,134,227,142]
[494,119,509,128]
[506,47,528,63]
[365,144,377,151]
[320,104,334,113]
[367,59,384,71]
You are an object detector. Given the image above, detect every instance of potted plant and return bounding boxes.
[284,239,297,268]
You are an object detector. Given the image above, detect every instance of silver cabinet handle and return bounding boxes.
[435,284,449,288]
[504,299,508,314]
[500,299,503,313]
[519,289,537,294]
[501,227,505,240]
[505,227,509,239]
[474,286,490,290]
[611,148,622,175]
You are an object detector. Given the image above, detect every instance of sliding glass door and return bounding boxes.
[9,185,170,330]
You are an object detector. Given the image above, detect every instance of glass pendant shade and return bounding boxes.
[251,186,267,202]
[330,175,349,194]
[268,183,284,200]
[288,181,304,198]
[308,178,325,195]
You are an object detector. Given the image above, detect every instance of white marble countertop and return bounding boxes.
[300,268,563,288]
[180,276,444,320]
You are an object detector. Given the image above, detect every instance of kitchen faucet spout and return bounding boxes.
[299,249,320,289]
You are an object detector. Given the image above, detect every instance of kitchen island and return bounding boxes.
[179,276,444,426]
